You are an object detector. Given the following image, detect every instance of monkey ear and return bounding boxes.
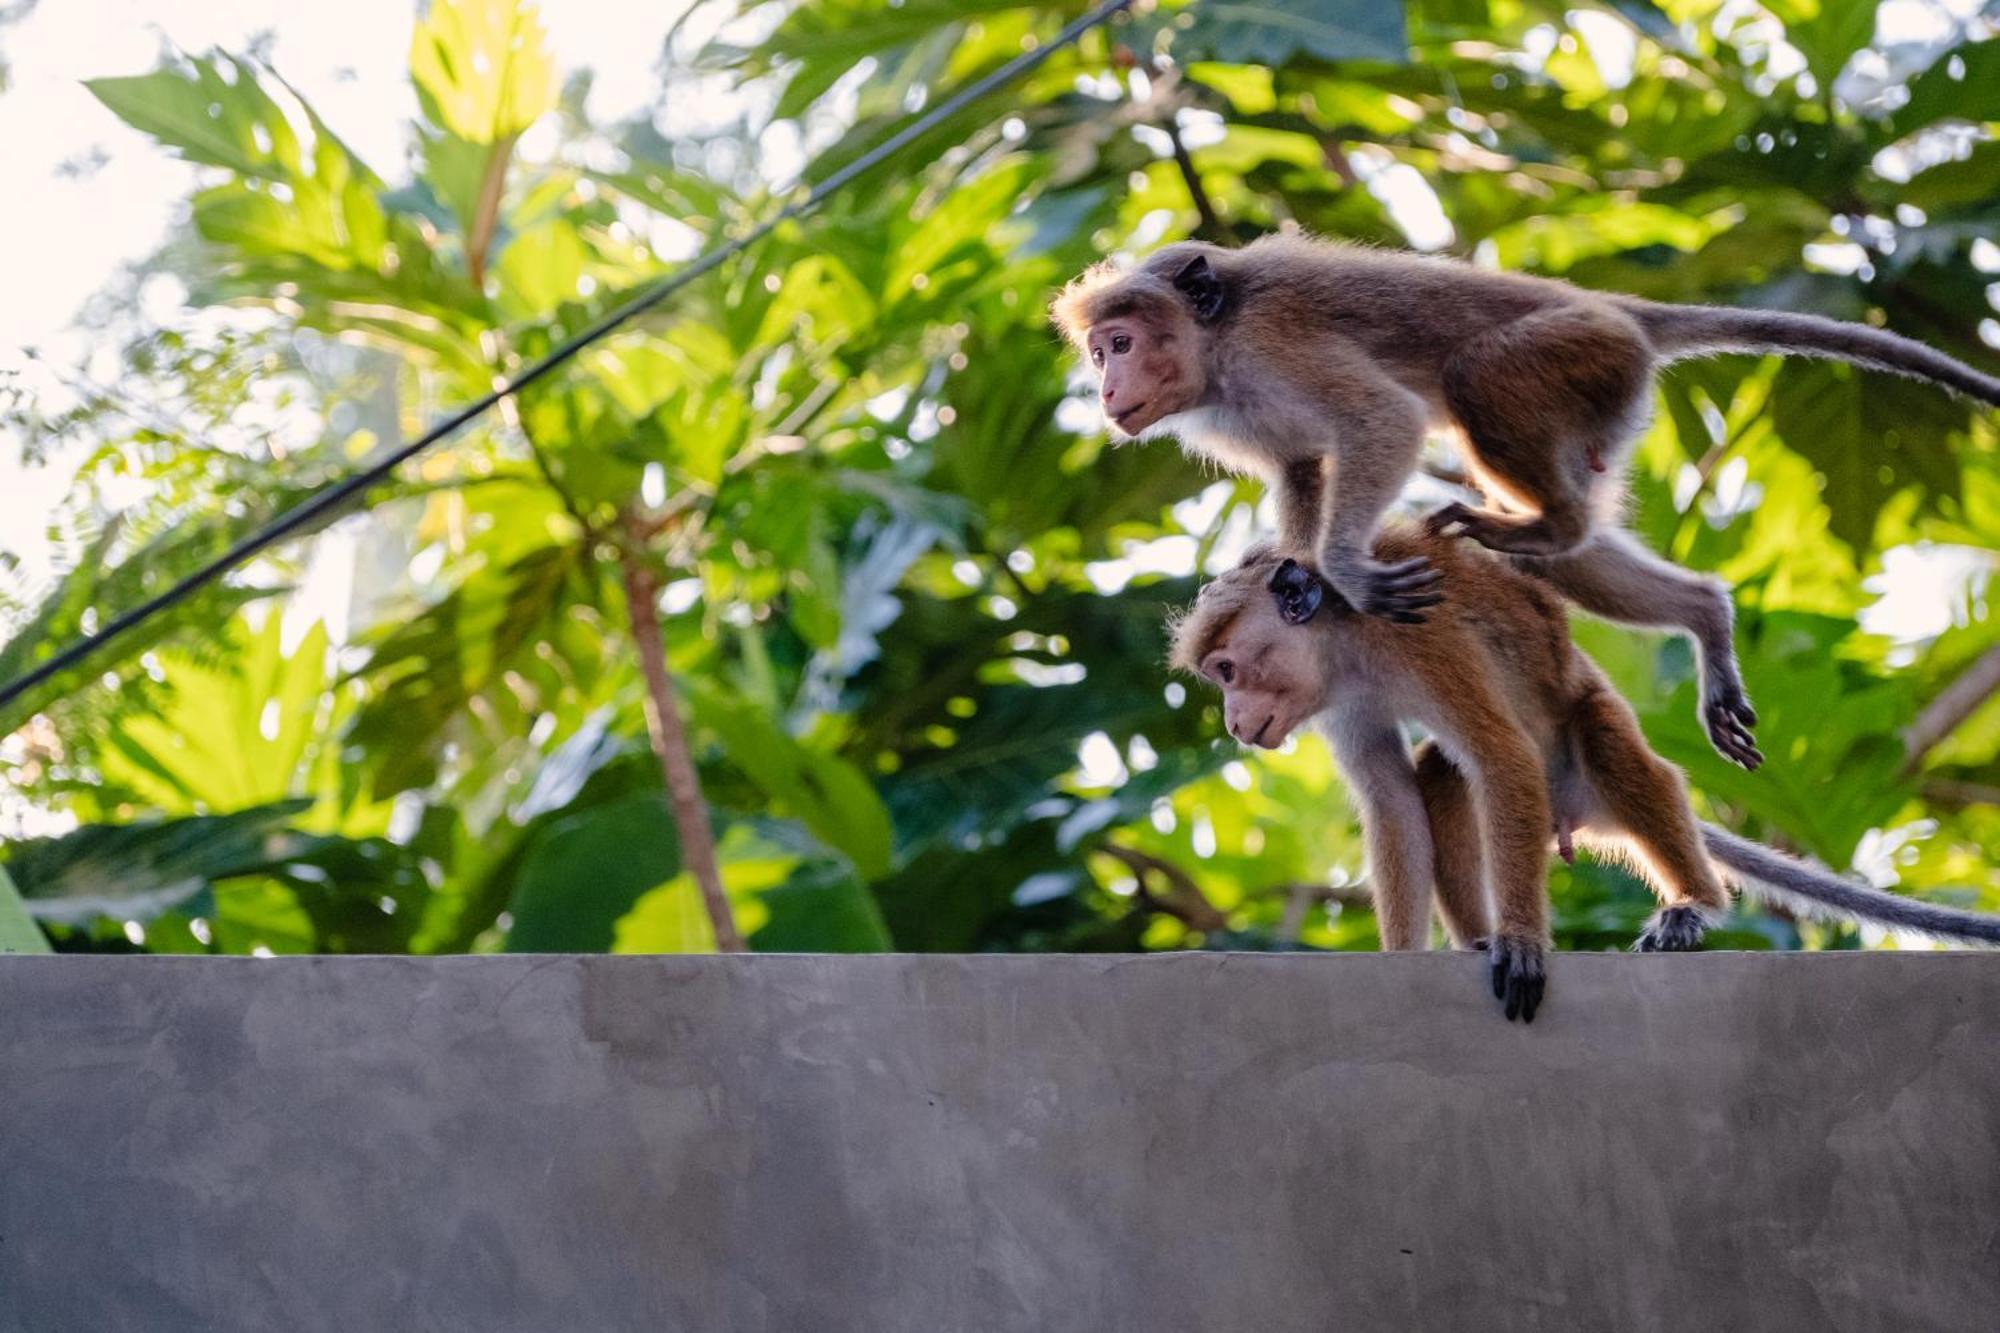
[1267,558,1325,626]
[1172,255,1227,323]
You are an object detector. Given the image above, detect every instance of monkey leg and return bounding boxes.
[1432,305,1652,557]
[1461,728,1555,1022]
[1330,721,1435,950]
[1520,530,1760,770]
[1413,741,1494,948]
[1569,687,1728,952]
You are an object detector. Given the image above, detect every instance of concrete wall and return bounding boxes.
[2,953,1995,1332]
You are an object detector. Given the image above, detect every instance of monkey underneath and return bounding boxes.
[1061,234,2000,772]
[1171,529,2000,1022]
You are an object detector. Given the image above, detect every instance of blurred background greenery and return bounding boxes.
[1,0,1996,958]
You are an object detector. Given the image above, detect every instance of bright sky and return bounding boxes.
[0,0,696,595]
[0,0,691,351]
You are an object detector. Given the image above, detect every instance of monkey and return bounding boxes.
[1058,233,2000,772]
[1169,526,2000,1022]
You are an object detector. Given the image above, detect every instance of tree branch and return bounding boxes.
[617,515,743,952]
[1905,642,2000,772]
[466,133,519,289]
[1162,114,1229,243]
[1919,777,2000,809]
[1276,882,1374,943]
[1096,843,1228,933]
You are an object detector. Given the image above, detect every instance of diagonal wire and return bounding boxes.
[0,0,1134,715]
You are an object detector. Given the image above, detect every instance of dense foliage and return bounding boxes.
[3,0,1997,957]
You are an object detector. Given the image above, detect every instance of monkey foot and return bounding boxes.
[1702,680,1762,770]
[1329,555,1444,625]
[1635,904,1710,953]
[1488,934,1547,1023]
[1422,501,1579,557]
[1423,501,1478,541]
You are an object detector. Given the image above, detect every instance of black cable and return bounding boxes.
[0,0,1135,715]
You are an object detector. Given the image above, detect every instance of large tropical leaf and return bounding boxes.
[505,790,680,952]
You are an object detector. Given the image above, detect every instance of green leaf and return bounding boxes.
[748,859,892,952]
[346,544,581,795]
[1768,360,1969,552]
[409,0,558,144]
[613,825,827,953]
[9,800,301,925]
[1893,40,2000,137]
[684,680,895,880]
[87,54,310,180]
[505,791,681,952]
[610,870,720,952]
[1766,0,1875,91]
[495,218,589,312]
[0,868,50,954]
[1175,0,1408,66]
[1898,140,2000,215]
[1484,202,1729,274]
[99,612,331,814]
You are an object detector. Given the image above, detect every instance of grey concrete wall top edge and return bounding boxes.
[6,947,1994,972]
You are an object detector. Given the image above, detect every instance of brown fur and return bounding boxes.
[1172,527,1728,1021]
[1066,233,2000,771]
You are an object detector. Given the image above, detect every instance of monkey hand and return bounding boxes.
[1634,904,1711,953]
[1701,680,1762,770]
[1322,550,1444,625]
[1487,933,1547,1023]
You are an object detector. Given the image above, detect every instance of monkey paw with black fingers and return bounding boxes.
[1635,905,1710,953]
[1702,680,1762,770]
[1488,934,1547,1023]
[1327,555,1445,625]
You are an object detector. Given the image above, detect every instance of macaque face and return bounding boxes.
[1085,316,1201,437]
[1197,608,1326,749]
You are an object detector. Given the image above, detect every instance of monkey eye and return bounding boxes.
[1090,347,1105,368]
[1213,659,1235,685]
[1109,332,1133,354]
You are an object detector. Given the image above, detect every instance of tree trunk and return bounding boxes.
[617,548,744,953]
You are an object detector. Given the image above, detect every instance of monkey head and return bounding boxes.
[1170,557,1335,749]
[1051,244,1228,438]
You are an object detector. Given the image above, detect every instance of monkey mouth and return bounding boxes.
[1249,715,1274,747]
[1110,403,1150,431]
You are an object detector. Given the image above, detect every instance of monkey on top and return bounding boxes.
[1170,527,2000,1023]
[1056,232,2000,774]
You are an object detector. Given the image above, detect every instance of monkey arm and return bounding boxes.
[1271,457,1327,556]
[1325,713,1435,951]
[1307,372,1442,623]
[1410,644,1553,1020]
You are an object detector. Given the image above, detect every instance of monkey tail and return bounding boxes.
[1624,300,2000,407]
[1701,822,2000,945]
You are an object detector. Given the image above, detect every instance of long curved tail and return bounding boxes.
[1622,299,2000,406]
[1701,823,2000,945]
